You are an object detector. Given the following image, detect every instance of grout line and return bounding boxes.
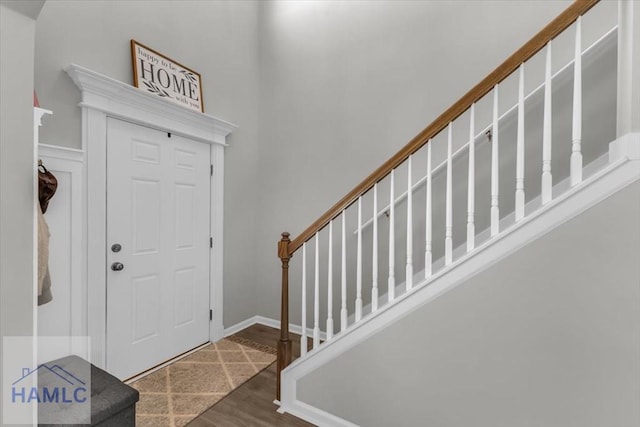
[215,342,237,390]
[238,344,259,373]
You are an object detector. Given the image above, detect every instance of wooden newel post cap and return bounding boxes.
[278,232,291,260]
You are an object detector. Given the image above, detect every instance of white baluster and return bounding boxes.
[326,221,333,340]
[388,170,396,302]
[445,123,453,265]
[491,84,500,236]
[313,233,320,349]
[425,142,433,278]
[300,243,307,357]
[571,17,583,186]
[406,155,414,290]
[372,184,379,312]
[542,41,553,204]
[467,106,475,252]
[340,211,347,331]
[355,197,363,321]
[515,64,526,221]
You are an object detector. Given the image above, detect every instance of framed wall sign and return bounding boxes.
[131,40,204,113]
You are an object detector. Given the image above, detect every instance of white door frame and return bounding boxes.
[66,64,236,368]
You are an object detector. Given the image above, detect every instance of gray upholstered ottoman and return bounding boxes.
[38,355,139,426]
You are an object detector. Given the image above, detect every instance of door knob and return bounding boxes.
[111,262,124,271]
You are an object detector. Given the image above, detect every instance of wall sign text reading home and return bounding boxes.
[131,40,204,113]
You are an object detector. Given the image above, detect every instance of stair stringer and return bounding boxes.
[279,133,640,427]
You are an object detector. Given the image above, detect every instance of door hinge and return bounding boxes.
[209,309,213,321]
[210,164,213,176]
[209,237,213,248]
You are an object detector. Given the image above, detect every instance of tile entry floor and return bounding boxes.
[130,339,277,427]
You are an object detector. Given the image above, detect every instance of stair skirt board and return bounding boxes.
[278,399,360,427]
[278,134,640,426]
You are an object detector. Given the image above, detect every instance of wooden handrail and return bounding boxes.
[276,0,601,401]
[287,0,599,255]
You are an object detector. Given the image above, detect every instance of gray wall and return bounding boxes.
[254,0,585,324]
[34,0,262,326]
[298,180,640,427]
[0,0,45,419]
[33,0,620,331]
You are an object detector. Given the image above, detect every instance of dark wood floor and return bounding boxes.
[186,324,315,427]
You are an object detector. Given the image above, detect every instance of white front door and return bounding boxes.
[106,118,211,380]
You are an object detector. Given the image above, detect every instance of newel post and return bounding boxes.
[276,232,292,401]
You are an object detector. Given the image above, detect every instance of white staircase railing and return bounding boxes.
[275,0,630,404]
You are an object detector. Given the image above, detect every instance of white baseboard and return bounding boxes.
[224,315,328,341]
[283,399,359,427]
[223,316,262,337]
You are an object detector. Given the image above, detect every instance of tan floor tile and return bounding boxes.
[137,393,169,415]
[169,363,231,393]
[136,415,171,427]
[245,350,277,363]
[178,350,220,363]
[218,350,248,363]
[224,363,259,388]
[131,368,168,393]
[214,340,242,351]
[197,343,216,352]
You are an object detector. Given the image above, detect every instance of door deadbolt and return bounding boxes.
[111,262,125,271]
[111,243,122,253]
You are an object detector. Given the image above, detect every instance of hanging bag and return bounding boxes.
[38,161,57,213]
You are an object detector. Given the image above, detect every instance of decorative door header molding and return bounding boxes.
[66,63,231,368]
[66,64,236,146]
